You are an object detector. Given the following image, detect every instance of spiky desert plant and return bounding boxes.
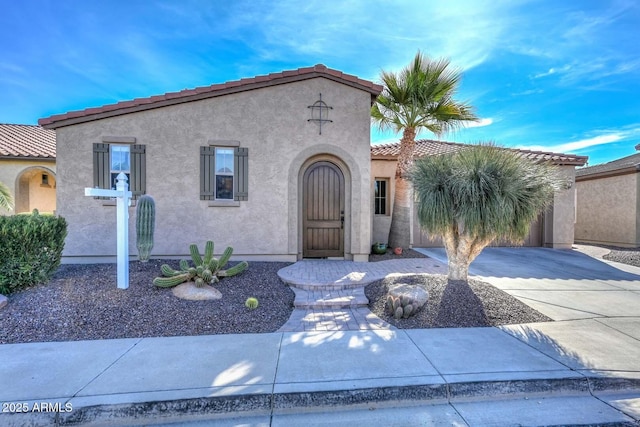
[385,294,417,319]
[135,195,155,262]
[153,240,249,288]
[245,297,259,309]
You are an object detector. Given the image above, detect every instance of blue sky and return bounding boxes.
[2,0,639,166]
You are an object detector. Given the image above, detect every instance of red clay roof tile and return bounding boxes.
[371,139,588,166]
[0,124,56,159]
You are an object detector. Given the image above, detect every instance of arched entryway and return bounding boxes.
[14,167,56,214]
[302,161,345,258]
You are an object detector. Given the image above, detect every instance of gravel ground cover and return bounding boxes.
[601,246,640,268]
[0,260,295,344]
[366,274,551,328]
[2,248,554,343]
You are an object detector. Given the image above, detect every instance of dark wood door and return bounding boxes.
[303,161,345,257]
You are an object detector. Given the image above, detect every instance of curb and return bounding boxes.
[5,375,639,426]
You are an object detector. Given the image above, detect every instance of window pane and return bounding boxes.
[111,145,130,172]
[215,148,234,174]
[379,180,386,198]
[216,175,233,200]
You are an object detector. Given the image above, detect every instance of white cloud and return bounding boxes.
[462,118,493,129]
[548,134,623,152]
[519,128,640,153]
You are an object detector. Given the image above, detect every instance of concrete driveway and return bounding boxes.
[416,246,640,321]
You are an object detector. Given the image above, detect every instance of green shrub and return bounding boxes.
[0,210,67,294]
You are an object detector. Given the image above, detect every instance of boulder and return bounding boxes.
[172,282,222,301]
[0,294,7,310]
[387,283,428,310]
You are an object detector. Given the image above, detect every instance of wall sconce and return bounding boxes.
[307,93,332,135]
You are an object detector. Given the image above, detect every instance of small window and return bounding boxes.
[200,145,248,202]
[374,178,389,215]
[93,141,146,200]
[110,145,131,189]
[41,174,49,186]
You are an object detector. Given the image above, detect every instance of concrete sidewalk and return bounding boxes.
[1,323,639,426]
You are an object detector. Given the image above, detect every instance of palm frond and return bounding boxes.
[371,50,479,135]
[0,181,14,211]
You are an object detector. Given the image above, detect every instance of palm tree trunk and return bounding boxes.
[388,177,411,248]
[388,127,416,249]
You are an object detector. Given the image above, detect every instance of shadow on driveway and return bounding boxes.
[422,247,640,281]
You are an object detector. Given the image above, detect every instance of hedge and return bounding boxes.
[0,210,67,294]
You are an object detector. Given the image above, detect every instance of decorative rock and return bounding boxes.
[172,282,222,301]
[388,283,428,310]
[0,294,7,310]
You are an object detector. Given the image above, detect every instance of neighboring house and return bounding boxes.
[0,124,56,215]
[575,146,640,248]
[371,139,588,250]
[39,65,383,262]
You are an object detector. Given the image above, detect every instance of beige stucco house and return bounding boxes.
[40,65,382,262]
[575,147,640,248]
[0,124,56,215]
[370,140,588,250]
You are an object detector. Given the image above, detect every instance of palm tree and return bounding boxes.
[372,51,478,249]
[409,144,566,282]
[0,181,13,212]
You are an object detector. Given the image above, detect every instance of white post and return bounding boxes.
[115,173,130,289]
[84,172,132,289]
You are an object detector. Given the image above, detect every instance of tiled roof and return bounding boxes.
[371,139,588,166]
[39,64,383,129]
[576,151,640,178]
[0,124,56,159]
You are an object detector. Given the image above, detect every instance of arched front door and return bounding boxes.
[303,161,345,258]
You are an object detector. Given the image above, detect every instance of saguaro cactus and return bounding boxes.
[136,195,155,262]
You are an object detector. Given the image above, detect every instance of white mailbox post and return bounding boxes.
[84,172,132,289]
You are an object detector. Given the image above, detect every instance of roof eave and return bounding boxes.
[40,72,382,130]
[0,155,56,161]
[576,165,640,182]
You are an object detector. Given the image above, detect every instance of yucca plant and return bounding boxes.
[409,143,567,282]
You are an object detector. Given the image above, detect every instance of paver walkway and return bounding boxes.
[277,257,447,332]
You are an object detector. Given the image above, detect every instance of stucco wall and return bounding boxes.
[370,159,397,245]
[0,159,56,215]
[55,78,373,262]
[575,172,638,247]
